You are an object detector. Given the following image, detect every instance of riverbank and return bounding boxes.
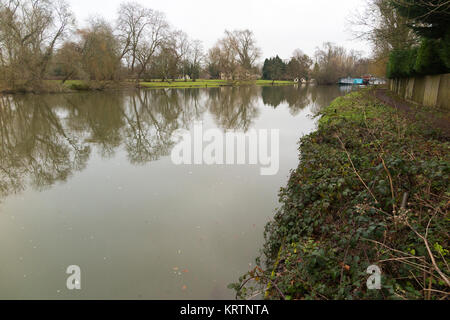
[140,79,295,89]
[0,79,296,94]
[0,80,131,94]
[231,88,449,300]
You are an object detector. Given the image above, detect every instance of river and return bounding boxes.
[0,85,349,299]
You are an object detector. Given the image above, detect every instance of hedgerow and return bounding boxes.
[230,90,449,300]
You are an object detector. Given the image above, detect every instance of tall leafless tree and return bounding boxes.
[134,9,169,83]
[312,42,369,84]
[207,29,261,80]
[168,30,190,80]
[225,29,261,71]
[187,39,204,81]
[117,2,152,74]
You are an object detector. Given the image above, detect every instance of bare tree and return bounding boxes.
[117,1,152,75]
[211,38,238,80]
[348,0,417,57]
[168,30,190,80]
[54,41,85,83]
[134,10,169,83]
[287,49,312,80]
[0,0,74,89]
[187,39,204,81]
[206,45,222,78]
[312,42,368,84]
[207,29,260,80]
[151,42,177,82]
[78,18,121,81]
[391,0,450,20]
[225,29,261,71]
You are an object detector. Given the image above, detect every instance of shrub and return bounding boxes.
[230,90,450,300]
[387,48,418,78]
[415,38,449,75]
[387,37,450,79]
[439,30,450,69]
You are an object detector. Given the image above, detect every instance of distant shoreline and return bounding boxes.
[0,79,297,94]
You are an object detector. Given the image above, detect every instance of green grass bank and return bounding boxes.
[139,79,295,89]
[231,89,449,300]
[0,79,296,93]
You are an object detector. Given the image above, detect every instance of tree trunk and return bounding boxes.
[62,71,75,84]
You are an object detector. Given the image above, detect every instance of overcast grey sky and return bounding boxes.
[68,0,370,60]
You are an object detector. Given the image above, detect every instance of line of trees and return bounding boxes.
[262,45,370,85]
[4,0,432,90]
[0,0,74,89]
[1,85,334,200]
[0,0,264,91]
[54,2,201,83]
[349,0,450,78]
[262,50,312,81]
[312,43,370,84]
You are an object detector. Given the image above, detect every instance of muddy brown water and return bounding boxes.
[0,85,349,299]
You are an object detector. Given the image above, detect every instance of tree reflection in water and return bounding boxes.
[0,85,345,200]
[0,95,90,200]
[262,85,310,116]
[207,86,260,132]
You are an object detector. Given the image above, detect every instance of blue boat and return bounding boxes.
[339,77,365,85]
[339,77,353,85]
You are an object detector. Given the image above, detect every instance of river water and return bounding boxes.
[0,85,348,299]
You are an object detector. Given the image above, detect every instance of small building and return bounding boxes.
[220,72,232,81]
[179,75,191,81]
[369,78,386,85]
[294,78,307,84]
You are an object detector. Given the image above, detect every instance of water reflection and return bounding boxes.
[262,85,310,116]
[207,86,259,132]
[0,85,351,299]
[0,95,91,200]
[0,85,348,203]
